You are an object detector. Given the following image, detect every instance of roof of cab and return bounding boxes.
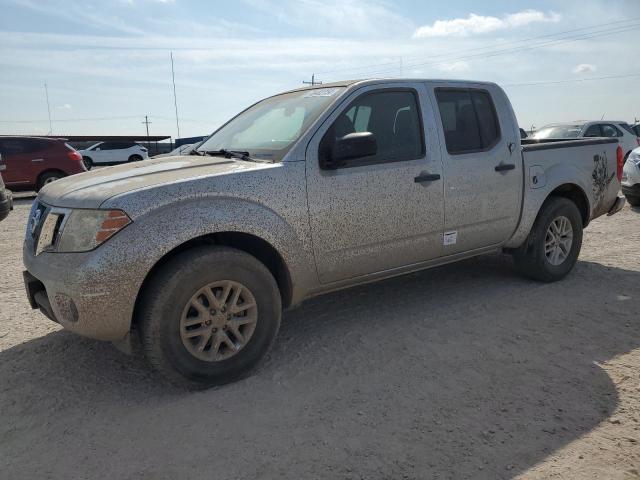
[281,78,501,95]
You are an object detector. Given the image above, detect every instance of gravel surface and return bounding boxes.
[1,197,639,479]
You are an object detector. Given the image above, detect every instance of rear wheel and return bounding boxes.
[514,197,583,282]
[35,171,64,191]
[82,157,93,170]
[138,246,282,388]
[128,154,143,162]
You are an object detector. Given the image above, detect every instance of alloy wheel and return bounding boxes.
[179,280,258,362]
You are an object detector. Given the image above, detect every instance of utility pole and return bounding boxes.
[303,74,322,86]
[142,115,152,149]
[44,83,52,135]
[170,51,181,140]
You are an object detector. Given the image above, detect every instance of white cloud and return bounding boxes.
[573,63,597,74]
[413,9,561,38]
[55,103,72,110]
[245,0,412,37]
[436,61,471,73]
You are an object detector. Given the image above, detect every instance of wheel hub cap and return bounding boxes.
[179,280,258,362]
[545,216,573,266]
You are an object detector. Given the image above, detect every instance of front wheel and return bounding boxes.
[138,246,282,388]
[35,171,64,191]
[514,197,583,282]
[82,157,93,170]
[128,154,143,162]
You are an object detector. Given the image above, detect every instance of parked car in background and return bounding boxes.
[152,141,202,159]
[531,121,640,159]
[633,123,640,137]
[0,166,13,221]
[79,142,148,169]
[622,147,640,206]
[23,78,625,388]
[0,136,86,191]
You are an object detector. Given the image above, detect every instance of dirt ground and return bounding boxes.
[1,197,639,480]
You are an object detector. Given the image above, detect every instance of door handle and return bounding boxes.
[494,163,515,172]
[414,173,441,183]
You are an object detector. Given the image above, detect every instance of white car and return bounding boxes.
[152,142,201,159]
[79,141,148,169]
[622,147,640,206]
[532,121,640,159]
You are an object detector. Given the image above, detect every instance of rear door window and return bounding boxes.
[583,125,602,137]
[601,124,623,137]
[435,88,501,154]
[22,139,50,154]
[0,139,26,155]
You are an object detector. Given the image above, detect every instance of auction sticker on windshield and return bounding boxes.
[303,88,341,98]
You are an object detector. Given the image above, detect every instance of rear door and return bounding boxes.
[0,138,33,186]
[429,84,522,254]
[305,82,445,283]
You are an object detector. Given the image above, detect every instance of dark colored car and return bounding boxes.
[0,170,12,221]
[0,136,87,191]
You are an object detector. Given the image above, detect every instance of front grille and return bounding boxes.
[27,201,47,240]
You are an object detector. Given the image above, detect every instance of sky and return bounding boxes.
[0,0,639,139]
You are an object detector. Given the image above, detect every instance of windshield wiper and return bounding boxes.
[195,149,272,163]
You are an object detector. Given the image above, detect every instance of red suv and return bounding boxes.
[0,136,87,191]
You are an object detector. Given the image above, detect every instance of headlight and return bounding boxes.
[56,209,131,252]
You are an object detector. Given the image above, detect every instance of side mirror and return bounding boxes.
[322,132,377,170]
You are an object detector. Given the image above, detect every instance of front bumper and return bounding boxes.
[22,202,150,342]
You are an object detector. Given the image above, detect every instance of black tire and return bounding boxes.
[35,171,64,192]
[82,156,93,170]
[138,246,282,388]
[626,195,640,207]
[514,197,583,282]
[128,154,143,162]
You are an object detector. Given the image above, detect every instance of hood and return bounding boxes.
[38,155,273,209]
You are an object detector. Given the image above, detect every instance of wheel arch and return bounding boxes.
[36,169,66,189]
[131,231,293,328]
[546,183,591,227]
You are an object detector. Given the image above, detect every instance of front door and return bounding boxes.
[306,83,445,284]
[430,84,522,254]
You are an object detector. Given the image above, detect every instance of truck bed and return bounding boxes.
[503,136,621,249]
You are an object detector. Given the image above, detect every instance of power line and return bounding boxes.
[0,115,143,123]
[502,72,640,87]
[352,23,640,79]
[316,16,640,77]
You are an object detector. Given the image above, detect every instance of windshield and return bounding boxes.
[197,87,345,161]
[532,125,583,139]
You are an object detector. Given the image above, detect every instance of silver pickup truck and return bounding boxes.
[23,79,625,387]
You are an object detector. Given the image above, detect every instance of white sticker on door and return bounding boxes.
[443,231,458,246]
